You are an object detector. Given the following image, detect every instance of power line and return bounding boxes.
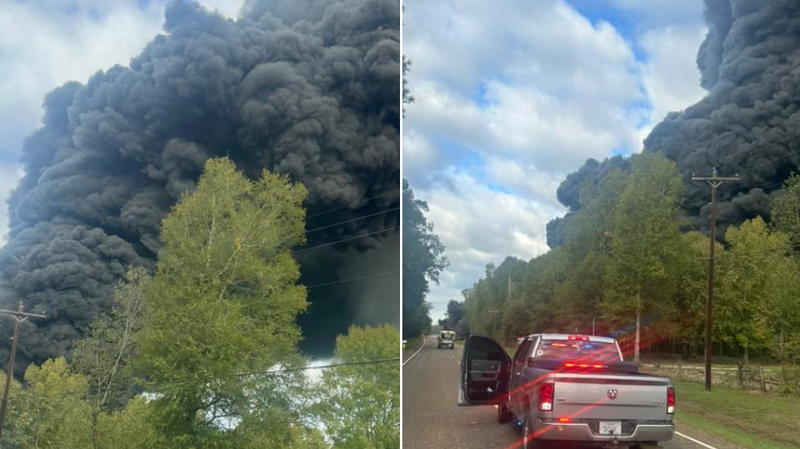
[305,207,399,234]
[306,189,400,219]
[306,271,397,290]
[292,226,399,255]
[15,268,399,325]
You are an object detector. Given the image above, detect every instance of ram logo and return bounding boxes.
[607,389,619,400]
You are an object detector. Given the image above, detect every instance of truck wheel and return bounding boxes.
[497,403,513,423]
[633,443,660,449]
[522,413,548,449]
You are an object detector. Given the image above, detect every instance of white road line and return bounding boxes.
[675,431,719,449]
[402,336,427,366]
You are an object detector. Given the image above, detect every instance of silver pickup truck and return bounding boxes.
[458,333,675,449]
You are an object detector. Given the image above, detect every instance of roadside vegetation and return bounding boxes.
[671,379,800,449]
[459,154,800,393]
[1,159,399,449]
[402,180,448,340]
[403,337,423,362]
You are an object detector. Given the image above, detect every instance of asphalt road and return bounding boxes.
[402,336,715,449]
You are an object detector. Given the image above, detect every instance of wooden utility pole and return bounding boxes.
[0,302,45,448]
[692,168,740,392]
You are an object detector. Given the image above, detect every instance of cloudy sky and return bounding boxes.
[0,0,246,245]
[403,0,709,321]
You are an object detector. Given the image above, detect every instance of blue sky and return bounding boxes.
[0,0,245,244]
[403,0,708,322]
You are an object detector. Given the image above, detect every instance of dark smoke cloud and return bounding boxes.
[1,0,399,368]
[550,0,800,247]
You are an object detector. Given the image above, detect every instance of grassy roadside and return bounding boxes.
[403,336,423,362]
[669,378,800,449]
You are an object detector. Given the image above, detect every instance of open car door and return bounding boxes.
[458,335,511,406]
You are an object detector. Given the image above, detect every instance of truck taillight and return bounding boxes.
[539,383,554,411]
[667,387,675,414]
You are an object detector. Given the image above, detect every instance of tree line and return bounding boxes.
[461,152,800,367]
[1,159,399,449]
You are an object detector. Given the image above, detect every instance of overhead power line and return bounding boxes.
[306,189,400,219]
[306,207,399,234]
[292,226,399,255]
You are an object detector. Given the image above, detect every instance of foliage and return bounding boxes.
[771,172,800,250]
[132,158,309,446]
[461,152,800,369]
[602,152,685,362]
[717,218,797,364]
[402,180,448,338]
[314,325,400,449]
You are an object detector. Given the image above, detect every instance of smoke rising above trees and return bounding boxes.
[549,0,800,247]
[0,0,399,367]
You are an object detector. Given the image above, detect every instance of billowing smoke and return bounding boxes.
[549,0,800,247]
[0,0,399,367]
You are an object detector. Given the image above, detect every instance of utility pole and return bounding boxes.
[0,302,45,447]
[692,168,740,392]
[507,275,512,302]
[592,317,595,336]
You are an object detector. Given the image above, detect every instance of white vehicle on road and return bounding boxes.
[437,330,455,349]
[458,333,675,449]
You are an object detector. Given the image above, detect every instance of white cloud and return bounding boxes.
[640,24,707,129]
[404,0,708,320]
[413,170,557,321]
[0,1,169,160]
[196,0,245,19]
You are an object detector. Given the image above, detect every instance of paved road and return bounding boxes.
[403,336,715,449]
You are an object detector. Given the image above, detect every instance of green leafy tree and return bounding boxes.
[7,358,93,449]
[402,180,448,338]
[772,172,800,251]
[603,152,684,363]
[133,158,309,447]
[73,267,150,448]
[315,325,400,449]
[718,217,793,364]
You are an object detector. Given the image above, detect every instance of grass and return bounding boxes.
[403,337,423,361]
[671,378,800,449]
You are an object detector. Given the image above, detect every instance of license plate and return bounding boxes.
[599,421,622,435]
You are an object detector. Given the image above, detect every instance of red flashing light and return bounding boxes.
[567,335,589,341]
[539,383,554,411]
[564,362,607,369]
[667,387,675,414]
[558,417,571,423]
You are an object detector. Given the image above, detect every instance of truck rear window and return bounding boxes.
[535,340,621,362]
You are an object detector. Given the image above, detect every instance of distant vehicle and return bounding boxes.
[437,330,455,350]
[458,333,675,449]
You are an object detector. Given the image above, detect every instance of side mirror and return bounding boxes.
[458,335,511,406]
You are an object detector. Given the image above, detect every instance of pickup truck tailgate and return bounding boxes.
[552,373,670,421]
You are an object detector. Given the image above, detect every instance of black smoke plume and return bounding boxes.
[549,0,800,247]
[0,0,399,369]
